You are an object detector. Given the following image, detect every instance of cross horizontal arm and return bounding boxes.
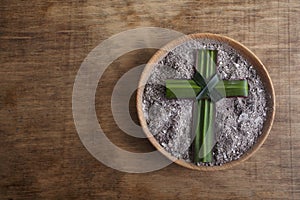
[166,79,249,99]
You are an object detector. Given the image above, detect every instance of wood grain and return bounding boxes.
[0,0,299,199]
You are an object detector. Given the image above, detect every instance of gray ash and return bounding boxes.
[142,39,268,166]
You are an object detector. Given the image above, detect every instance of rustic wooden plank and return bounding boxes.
[0,0,299,199]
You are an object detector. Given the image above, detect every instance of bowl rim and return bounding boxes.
[136,33,276,171]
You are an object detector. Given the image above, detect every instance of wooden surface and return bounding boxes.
[0,0,299,199]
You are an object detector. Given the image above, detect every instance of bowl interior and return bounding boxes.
[136,33,275,171]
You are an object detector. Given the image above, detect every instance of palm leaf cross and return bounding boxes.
[165,49,249,163]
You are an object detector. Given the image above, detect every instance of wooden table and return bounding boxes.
[1,0,299,199]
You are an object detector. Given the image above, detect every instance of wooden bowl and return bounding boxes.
[136,33,275,171]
